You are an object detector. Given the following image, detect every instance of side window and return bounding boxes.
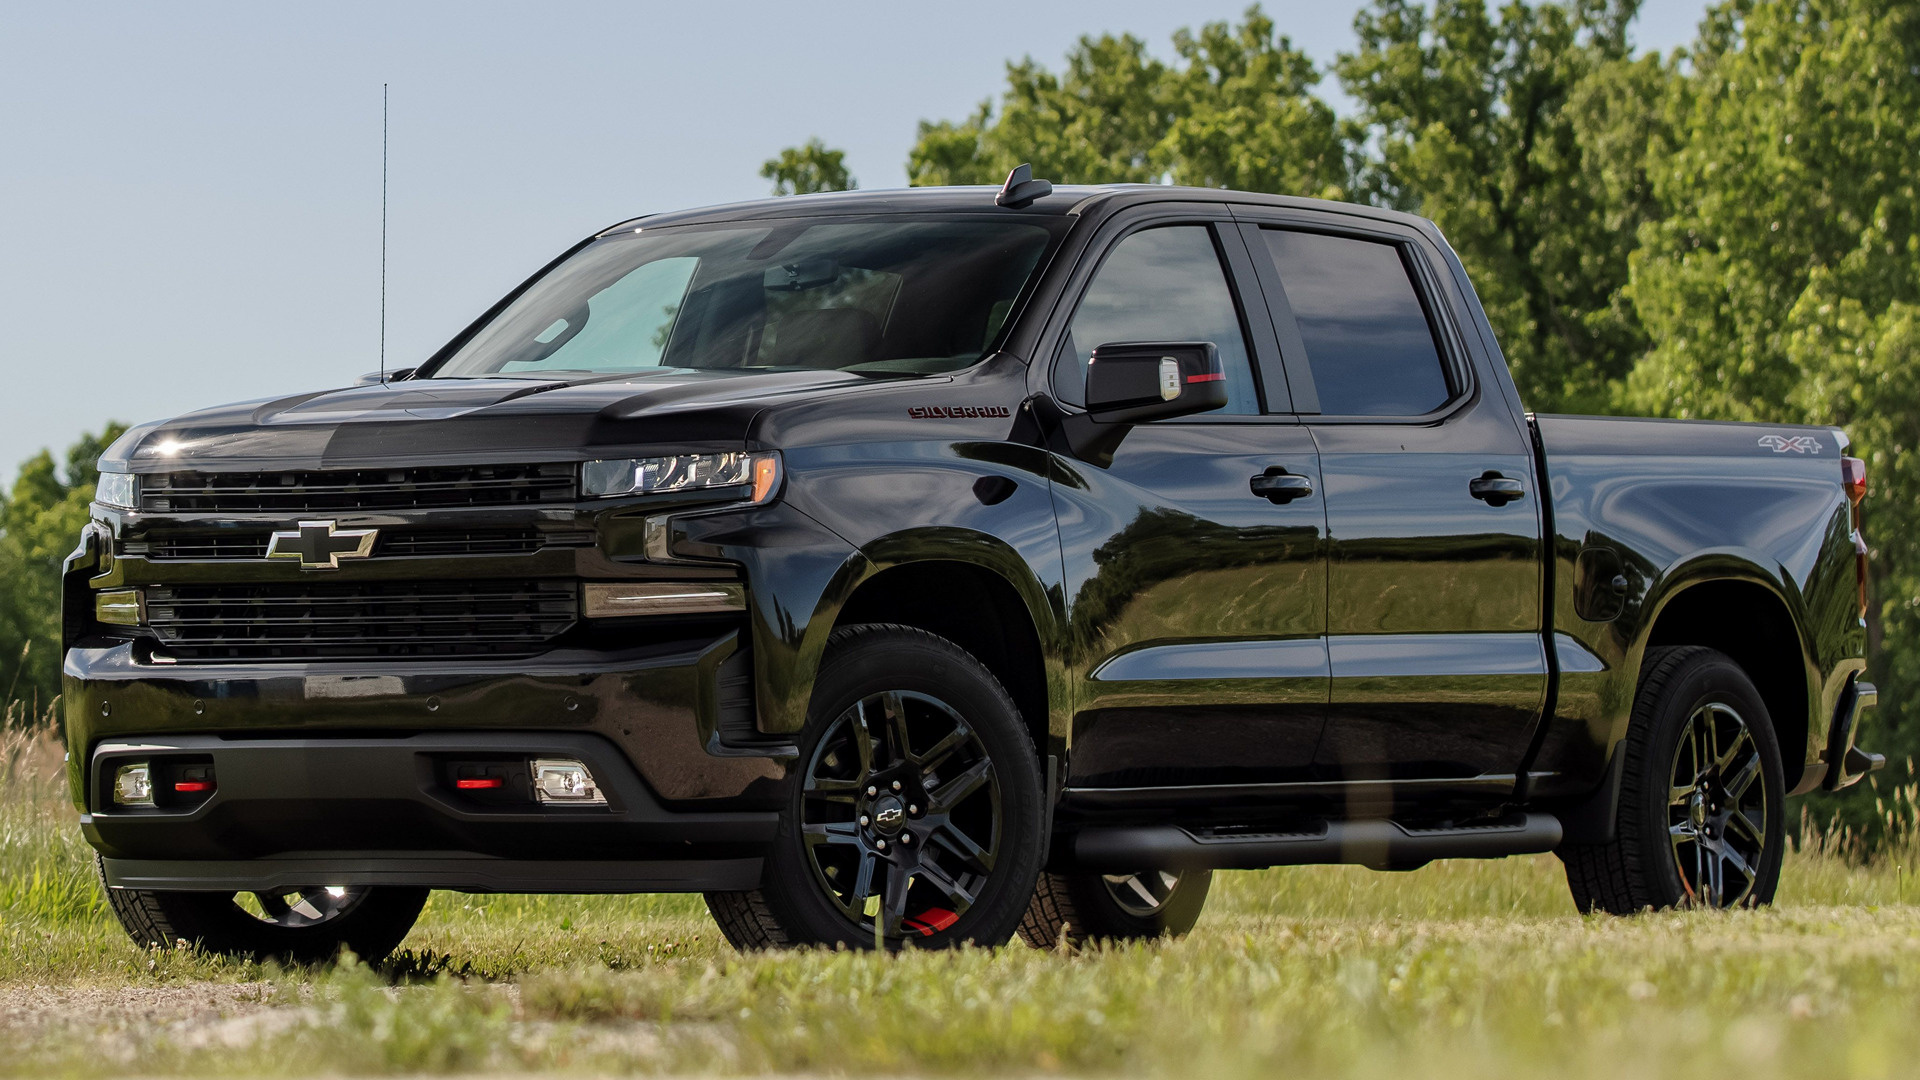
[1059,225,1259,414]
[1260,230,1451,416]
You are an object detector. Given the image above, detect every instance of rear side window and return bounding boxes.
[1260,229,1450,416]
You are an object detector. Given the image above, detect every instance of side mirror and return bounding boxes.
[1085,342,1228,424]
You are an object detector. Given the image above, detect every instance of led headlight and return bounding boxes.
[582,451,781,502]
[95,470,138,510]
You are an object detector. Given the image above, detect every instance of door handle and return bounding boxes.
[1250,468,1314,504]
[1469,471,1526,506]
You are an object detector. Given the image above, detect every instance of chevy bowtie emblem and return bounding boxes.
[266,520,378,570]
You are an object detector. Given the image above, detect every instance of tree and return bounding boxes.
[905,7,1347,197]
[760,139,857,196]
[1337,0,1664,414]
[1622,0,1920,804]
[0,424,126,721]
[1161,9,1350,199]
[908,33,1174,186]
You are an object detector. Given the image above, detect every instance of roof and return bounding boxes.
[597,183,1432,235]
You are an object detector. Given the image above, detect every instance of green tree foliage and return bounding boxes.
[760,138,857,196]
[906,8,1347,197]
[1622,0,1920,787]
[0,425,126,717]
[1337,0,1664,413]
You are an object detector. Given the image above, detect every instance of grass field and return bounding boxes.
[5,720,1919,1078]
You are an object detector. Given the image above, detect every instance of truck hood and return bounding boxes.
[104,368,894,472]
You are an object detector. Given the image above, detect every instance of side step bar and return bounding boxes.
[1067,812,1564,872]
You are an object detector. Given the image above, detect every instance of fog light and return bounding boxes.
[96,589,143,627]
[531,758,605,804]
[113,763,154,807]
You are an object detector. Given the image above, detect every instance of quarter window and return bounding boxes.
[1260,230,1451,416]
[1059,225,1259,414]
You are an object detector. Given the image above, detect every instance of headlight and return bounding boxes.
[582,451,782,502]
[95,471,138,510]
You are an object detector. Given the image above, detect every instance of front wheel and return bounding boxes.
[1018,868,1212,948]
[1559,646,1787,913]
[705,624,1045,950]
[99,858,427,963]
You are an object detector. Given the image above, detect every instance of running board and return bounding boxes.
[1067,812,1564,872]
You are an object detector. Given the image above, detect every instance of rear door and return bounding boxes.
[1234,210,1546,784]
[1043,207,1329,791]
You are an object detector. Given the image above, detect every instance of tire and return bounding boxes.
[705,624,1045,950]
[1558,646,1787,914]
[1017,868,1211,948]
[98,857,428,963]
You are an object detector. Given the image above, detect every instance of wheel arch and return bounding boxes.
[822,539,1060,763]
[1636,564,1817,788]
[1558,559,1821,846]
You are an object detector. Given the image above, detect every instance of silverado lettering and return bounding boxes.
[907,405,1013,419]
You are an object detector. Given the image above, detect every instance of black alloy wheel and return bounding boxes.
[99,857,428,963]
[1558,646,1787,914]
[1019,867,1213,947]
[234,886,373,928]
[800,689,1002,939]
[1100,871,1184,917]
[1666,699,1771,907]
[705,624,1044,950]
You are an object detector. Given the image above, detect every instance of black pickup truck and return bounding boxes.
[65,170,1882,959]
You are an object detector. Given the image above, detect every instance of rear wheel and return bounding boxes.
[705,625,1044,950]
[99,859,427,963]
[1559,646,1786,913]
[1018,868,1212,947]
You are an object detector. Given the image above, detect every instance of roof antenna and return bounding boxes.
[996,163,1052,209]
[380,82,389,383]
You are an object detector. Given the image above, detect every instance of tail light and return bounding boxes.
[1843,456,1868,506]
[1844,456,1869,620]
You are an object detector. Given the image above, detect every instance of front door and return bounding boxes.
[1046,216,1329,790]
[1239,216,1547,784]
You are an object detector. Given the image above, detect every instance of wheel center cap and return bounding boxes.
[1690,792,1708,830]
[871,795,907,836]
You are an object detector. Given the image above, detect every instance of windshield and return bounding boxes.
[426,217,1064,379]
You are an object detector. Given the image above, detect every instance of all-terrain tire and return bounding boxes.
[1017,868,1211,948]
[704,624,1045,950]
[99,857,428,964]
[1558,646,1787,914]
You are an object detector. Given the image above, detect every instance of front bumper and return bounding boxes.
[89,732,771,893]
[66,633,797,892]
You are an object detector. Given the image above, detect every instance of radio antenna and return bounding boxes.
[380,83,389,382]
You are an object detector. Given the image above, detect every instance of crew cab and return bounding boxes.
[65,171,1882,958]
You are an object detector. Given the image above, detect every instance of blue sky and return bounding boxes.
[0,1,1713,484]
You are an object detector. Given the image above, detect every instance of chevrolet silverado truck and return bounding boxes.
[65,169,1883,960]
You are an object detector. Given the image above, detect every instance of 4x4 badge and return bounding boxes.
[266,520,378,570]
[1758,434,1822,454]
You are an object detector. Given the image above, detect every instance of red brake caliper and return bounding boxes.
[901,907,959,937]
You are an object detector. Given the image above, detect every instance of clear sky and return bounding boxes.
[0,1,1713,484]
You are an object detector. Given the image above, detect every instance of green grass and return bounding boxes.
[5,721,1920,1077]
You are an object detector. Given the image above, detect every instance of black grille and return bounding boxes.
[145,581,578,660]
[139,464,578,513]
[141,528,583,561]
